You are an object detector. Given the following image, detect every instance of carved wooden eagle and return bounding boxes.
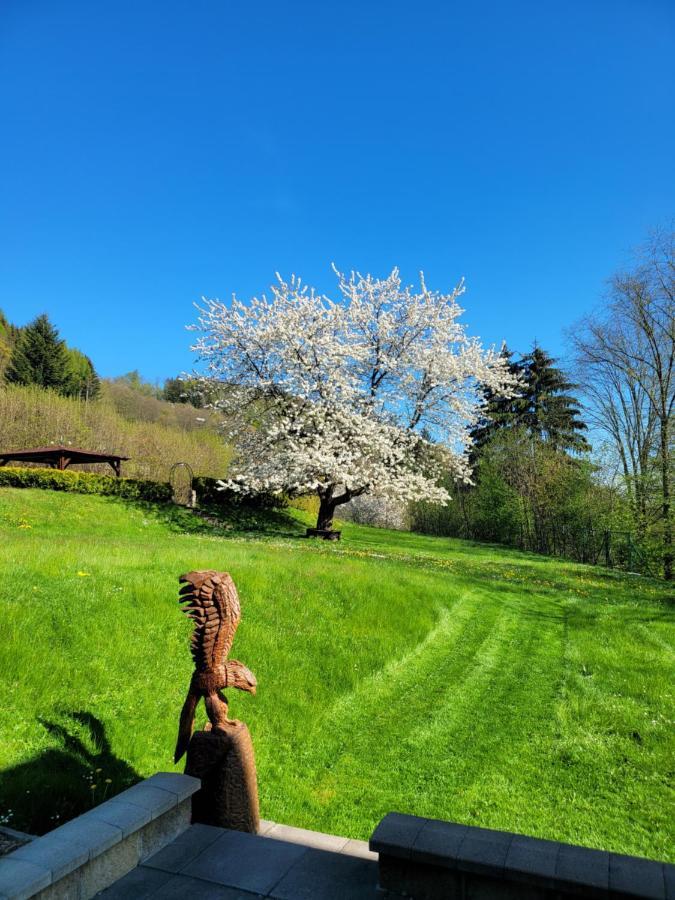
[174,570,256,763]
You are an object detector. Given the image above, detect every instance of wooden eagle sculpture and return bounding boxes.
[174,570,257,764]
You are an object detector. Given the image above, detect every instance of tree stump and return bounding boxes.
[185,723,259,833]
[305,528,342,540]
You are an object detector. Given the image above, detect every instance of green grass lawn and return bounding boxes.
[0,487,673,861]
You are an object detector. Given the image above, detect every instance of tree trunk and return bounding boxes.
[316,494,338,531]
[660,422,672,580]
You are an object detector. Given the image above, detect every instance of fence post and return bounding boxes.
[604,530,611,568]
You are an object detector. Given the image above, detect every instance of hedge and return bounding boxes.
[0,466,173,503]
[0,467,286,511]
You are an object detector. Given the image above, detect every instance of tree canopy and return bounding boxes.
[192,266,517,531]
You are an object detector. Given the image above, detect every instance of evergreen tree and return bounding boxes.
[470,346,524,459]
[5,314,70,393]
[519,346,590,452]
[470,345,590,456]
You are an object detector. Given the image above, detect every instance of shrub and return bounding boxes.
[0,466,172,503]
[193,476,286,510]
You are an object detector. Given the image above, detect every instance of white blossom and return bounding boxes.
[191,266,517,529]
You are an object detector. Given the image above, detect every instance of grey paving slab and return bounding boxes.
[556,843,610,892]
[144,824,225,873]
[341,839,377,861]
[269,846,378,900]
[504,834,560,885]
[144,772,201,803]
[115,783,177,819]
[266,824,348,854]
[609,852,665,899]
[10,831,88,881]
[50,815,123,858]
[455,827,514,876]
[664,863,675,900]
[369,812,427,859]
[97,864,174,898]
[258,821,275,837]
[87,800,152,838]
[149,873,262,899]
[0,857,51,900]
[411,818,469,867]
[182,830,307,895]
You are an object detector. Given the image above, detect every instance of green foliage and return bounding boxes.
[193,475,286,510]
[0,466,172,502]
[5,314,71,393]
[471,345,590,455]
[413,428,629,567]
[162,376,213,408]
[0,384,231,481]
[0,488,672,862]
[65,348,101,400]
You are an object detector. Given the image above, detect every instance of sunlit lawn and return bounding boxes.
[0,487,673,862]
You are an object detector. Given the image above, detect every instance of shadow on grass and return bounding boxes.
[0,711,139,836]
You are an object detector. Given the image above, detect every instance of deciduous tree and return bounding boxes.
[192,266,516,531]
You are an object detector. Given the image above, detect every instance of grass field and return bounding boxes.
[0,487,673,861]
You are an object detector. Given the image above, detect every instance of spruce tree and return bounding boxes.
[5,314,70,393]
[519,346,590,452]
[470,345,590,456]
[470,347,524,458]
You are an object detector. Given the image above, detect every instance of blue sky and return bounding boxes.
[1,0,673,382]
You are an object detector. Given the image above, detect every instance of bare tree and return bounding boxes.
[572,229,674,578]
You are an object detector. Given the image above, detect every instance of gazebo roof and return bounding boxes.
[0,445,129,463]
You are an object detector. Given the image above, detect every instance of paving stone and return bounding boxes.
[664,863,675,900]
[79,831,142,898]
[258,821,276,836]
[609,852,665,899]
[504,834,560,887]
[144,772,201,803]
[369,813,428,859]
[144,824,225,873]
[556,843,609,893]
[411,818,470,867]
[97,864,175,898]
[148,873,262,898]
[114,783,177,819]
[48,816,123,859]
[455,827,514,877]
[182,830,307,894]
[0,857,51,900]
[341,839,378,861]
[267,824,348,854]
[87,800,152,838]
[9,832,88,881]
[269,846,378,900]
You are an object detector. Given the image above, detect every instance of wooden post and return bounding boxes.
[185,724,259,833]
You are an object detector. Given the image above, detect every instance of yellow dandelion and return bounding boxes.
[77,571,91,577]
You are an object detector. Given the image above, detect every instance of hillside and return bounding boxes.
[0,487,673,861]
[0,383,230,480]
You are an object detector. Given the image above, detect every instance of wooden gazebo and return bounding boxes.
[0,445,130,477]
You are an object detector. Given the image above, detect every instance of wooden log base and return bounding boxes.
[305,528,342,540]
[185,724,260,834]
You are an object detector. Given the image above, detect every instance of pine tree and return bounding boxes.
[470,346,524,459]
[519,346,590,452]
[470,345,590,456]
[5,314,70,393]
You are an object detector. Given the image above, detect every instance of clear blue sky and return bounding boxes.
[1,0,673,382]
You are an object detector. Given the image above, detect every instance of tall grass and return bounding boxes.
[0,488,672,860]
[0,384,231,480]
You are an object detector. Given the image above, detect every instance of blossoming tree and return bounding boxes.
[192,266,516,533]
